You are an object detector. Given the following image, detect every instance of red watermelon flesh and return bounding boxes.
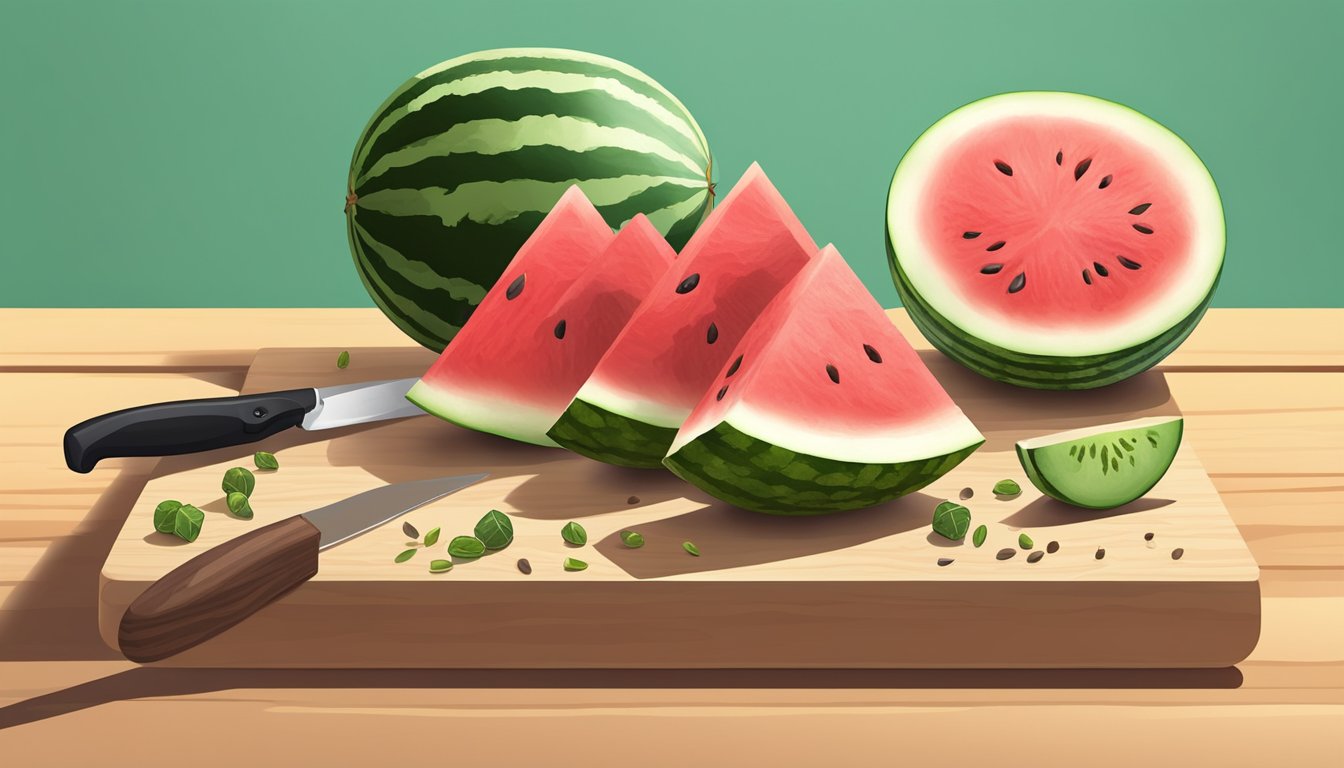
[406,185,656,446]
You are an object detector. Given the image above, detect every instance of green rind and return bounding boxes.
[546,398,678,469]
[1015,419,1183,510]
[663,422,983,515]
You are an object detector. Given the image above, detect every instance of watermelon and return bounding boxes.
[406,186,680,446]
[548,163,818,468]
[886,92,1225,389]
[664,245,984,515]
[346,48,713,351]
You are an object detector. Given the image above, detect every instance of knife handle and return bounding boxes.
[119,515,322,663]
[63,388,317,473]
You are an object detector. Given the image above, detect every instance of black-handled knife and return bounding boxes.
[64,377,424,473]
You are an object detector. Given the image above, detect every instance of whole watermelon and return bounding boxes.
[345,48,714,351]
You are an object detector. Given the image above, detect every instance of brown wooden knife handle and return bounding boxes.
[119,515,321,663]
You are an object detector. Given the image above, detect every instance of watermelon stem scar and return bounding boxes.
[344,188,358,213]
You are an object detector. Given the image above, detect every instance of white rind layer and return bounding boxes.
[570,377,689,430]
[1015,415,1181,450]
[405,380,561,448]
[887,91,1225,357]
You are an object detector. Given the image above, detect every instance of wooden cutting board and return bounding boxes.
[98,346,1260,668]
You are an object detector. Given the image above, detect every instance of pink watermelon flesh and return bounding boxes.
[565,162,818,434]
[407,187,681,446]
[924,116,1193,328]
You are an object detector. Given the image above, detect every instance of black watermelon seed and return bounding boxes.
[863,344,883,363]
[1074,158,1092,180]
[1093,261,1110,278]
[963,231,982,239]
[517,558,532,575]
[980,263,1004,275]
[986,241,1006,252]
[1133,223,1154,235]
[1095,547,1106,560]
[959,487,974,500]
[1027,551,1045,563]
[1129,203,1151,215]
[994,160,1013,176]
[1083,269,1093,285]
[1144,532,1155,541]
[627,495,640,504]
[1099,174,1113,189]
[826,364,840,384]
[1055,150,1063,165]
[996,548,1016,561]
[1008,272,1026,294]
[505,274,526,300]
[1117,255,1142,270]
[937,558,955,567]
[726,354,743,378]
[1172,548,1185,560]
[553,319,566,339]
[1047,541,1060,554]
[675,273,700,294]
[706,322,719,344]
[716,385,728,401]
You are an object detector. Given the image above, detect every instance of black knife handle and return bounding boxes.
[63,388,318,473]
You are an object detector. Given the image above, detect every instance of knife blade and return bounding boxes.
[63,377,424,473]
[117,472,487,663]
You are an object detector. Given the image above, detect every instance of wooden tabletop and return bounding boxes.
[1,308,1340,766]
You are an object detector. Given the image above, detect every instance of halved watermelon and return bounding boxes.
[887,91,1225,389]
[407,188,674,445]
[664,245,984,515]
[548,163,817,467]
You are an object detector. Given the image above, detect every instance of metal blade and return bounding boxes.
[303,473,488,550]
[301,377,424,430]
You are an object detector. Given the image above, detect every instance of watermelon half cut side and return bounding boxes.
[664,245,984,515]
[405,186,675,446]
[886,92,1225,389]
[548,163,818,468]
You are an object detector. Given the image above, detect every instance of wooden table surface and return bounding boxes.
[1,308,1339,766]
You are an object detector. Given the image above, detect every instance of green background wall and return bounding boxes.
[2,0,1338,309]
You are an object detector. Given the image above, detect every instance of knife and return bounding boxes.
[118,472,487,663]
[63,377,424,473]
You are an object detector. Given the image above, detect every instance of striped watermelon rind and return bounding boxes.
[347,48,713,351]
[546,397,676,469]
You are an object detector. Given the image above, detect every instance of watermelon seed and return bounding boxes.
[505,274,525,300]
[963,231,981,239]
[553,319,566,339]
[1074,158,1092,180]
[1093,262,1110,278]
[676,273,701,294]
[826,364,840,384]
[986,241,1006,252]
[1082,269,1093,285]
[706,322,719,344]
[1133,223,1154,235]
[863,344,883,363]
[1099,174,1113,189]
[726,354,743,378]
[980,263,1004,275]
[1007,273,1026,294]
[1117,255,1142,270]
[1129,203,1152,215]
[716,385,728,401]
[994,160,1013,176]
[1055,150,1063,165]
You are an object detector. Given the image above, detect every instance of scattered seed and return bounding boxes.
[980,263,1004,274]
[1047,541,1060,554]
[994,160,1013,176]
[1095,547,1106,560]
[706,322,718,344]
[937,558,955,567]
[1018,533,1034,549]
[675,273,701,294]
[429,559,453,574]
[1055,150,1063,165]
[553,319,566,339]
[996,548,1017,561]
[726,354,743,377]
[1171,548,1185,560]
[1117,255,1143,270]
[517,558,532,575]
[1129,203,1151,215]
[505,273,526,300]
[1133,223,1154,235]
[863,344,883,363]
[972,524,987,548]
[683,541,701,557]
[986,240,1006,252]
[1093,261,1110,278]
[1027,551,1045,563]
[715,385,728,401]
[1144,532,1155,541]
[1083,269,1093,285]
[826,364,840,384]
[402,521,419,540]
[1008,273,1026,294]
[1098,174,1113,189]
[1074,157,1092,180]
[627,495,640,505]
[959,487,974,500]
[963,231,981,239]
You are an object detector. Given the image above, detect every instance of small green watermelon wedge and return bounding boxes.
[1015,416,1183,510]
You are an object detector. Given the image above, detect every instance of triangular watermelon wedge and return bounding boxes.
[407,189,674,446]
[548,163,818,467]
[664,245,984,514]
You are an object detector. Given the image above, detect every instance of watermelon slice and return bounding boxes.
[407,188,674,445]
[548,163,818,467]
[886,92,1225,389]
[664,245,984,515]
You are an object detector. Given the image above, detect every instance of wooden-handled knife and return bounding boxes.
[118,472,487,663]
